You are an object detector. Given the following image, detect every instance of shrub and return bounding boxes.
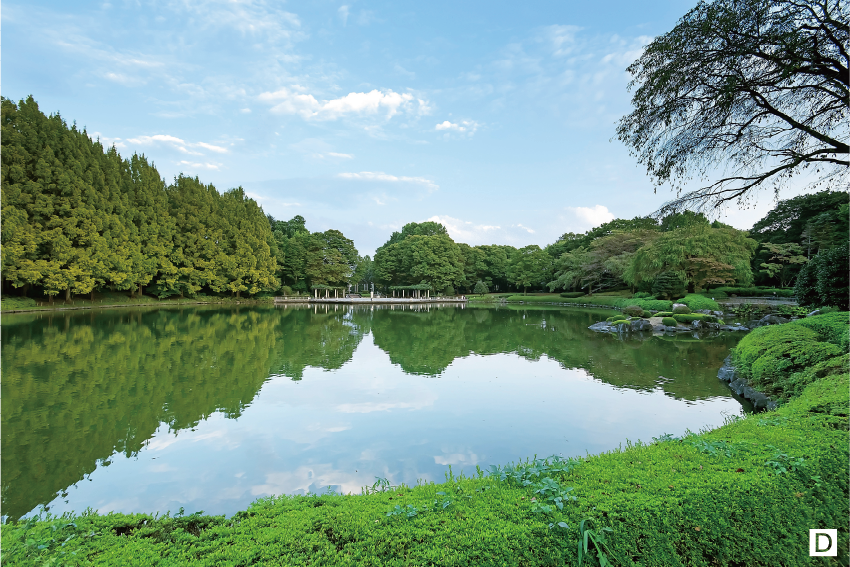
[672,304,691,314]
[651,271,686,300]
[622,305,644,317]
[715,286,795,297]
[661,317,678,326]
[631,292,655,299]
[444,285,456,296]
[473,281,489,295]
[655,312,674,317]
[559,291,586,298]
[0,297,38,310]
[673,314,717,324]
[606,315,629,323]
[280,285,293,296]
[794,311,850,352]
[678,294,720,311]
[732,314,847,398]
[641,310,651,318]
[615,298,673,311]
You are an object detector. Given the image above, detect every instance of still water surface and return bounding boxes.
[2,304,747,520]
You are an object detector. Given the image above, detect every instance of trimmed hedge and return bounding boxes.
[713,287,795,298]
[673,314,718,324]
[559,291,586,298]
[661,317,678,326]
[655,312,674,318]
[678,295,720,311]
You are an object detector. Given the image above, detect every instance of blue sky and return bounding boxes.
[3,0,798,255]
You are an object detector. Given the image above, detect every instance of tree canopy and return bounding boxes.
[1,96,364,300]
[617,0,849,214]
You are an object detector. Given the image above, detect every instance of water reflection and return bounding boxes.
[2,304,746,520]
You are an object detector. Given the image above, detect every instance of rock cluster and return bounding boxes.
[717,355,778,411]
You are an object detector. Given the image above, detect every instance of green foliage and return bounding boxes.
[758,242,807,288]
[631,292,655,299]
[712,287,794,297]
[815,243,850,311]
[606,314,629,323]
[0,297,38,310]
[672,304,691,314]
[651,271,687,300]
[678,295,720,311]
[622,305,644,317]
[672,314,718,324]
[655,312,673,317]
[794,246,850,310]
[1,97,285,301]
[443,285,456,296]
[473,280,489,295]
[548,230,658,294]
[508,245,552,294]
[625,224,757,292]
[732,314,848,398]
[661,317,678,326]
[614,298,673,311]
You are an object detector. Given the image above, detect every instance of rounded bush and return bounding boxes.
[623,305,644,317]
[662,317,678,327]
[444,285,456,296]
[642,310,652,318]
[655,312,674,317]
[473,281,489,294]
[733,320,844,398]
[672,304,691,314]
[606,314,629,323]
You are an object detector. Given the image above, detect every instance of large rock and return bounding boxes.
[630,319,653,332]
[729,378,748,396]
[807,309,822,317]
[757,314,790,326]
[717,365,737,382]
[589,322,612,332]
[692,320,720,331]
[719,324,749,331]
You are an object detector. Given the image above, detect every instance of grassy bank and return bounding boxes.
[4,313,847,566]
[0,292,276,313]
[495,293,721,312]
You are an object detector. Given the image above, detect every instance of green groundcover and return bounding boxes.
[4,313,848,566]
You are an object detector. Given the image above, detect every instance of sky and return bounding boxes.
[2,0,803,255]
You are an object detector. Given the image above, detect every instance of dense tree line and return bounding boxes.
[546,213,758,296]
[1,97,367,301]
[1,97,279,300]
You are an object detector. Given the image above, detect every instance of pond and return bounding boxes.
[1,303,748,521]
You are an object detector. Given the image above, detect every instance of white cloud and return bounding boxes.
[178,160,221,170]
[259,88,424,121]
[515,223,536,234]
[338,171,439,191]
[327,152,354,159]
[126,134,230,156]
[435,119,479,135]
[337,5,349,26]
[566,205,615,228]
[426,215,504,243]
